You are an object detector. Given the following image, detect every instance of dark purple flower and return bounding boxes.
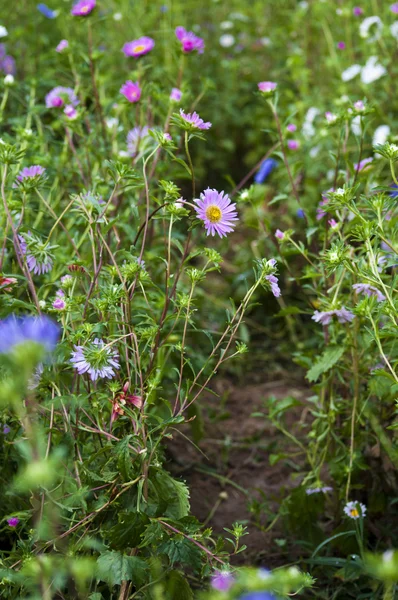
[7,517,20,527]
[0,315,60,353]
[175,26,204,54]
[254,158,277,184]
[71,0,96,16]
[37,3,56,18]
[211,571,235,591]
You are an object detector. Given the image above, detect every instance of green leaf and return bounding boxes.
[108,511,150,549]
[149,469,190,519]
[306,346,345,383]
[165,570,194,599]
[96,551,147,587]
[114,435,133,481]
[158,537,202,571]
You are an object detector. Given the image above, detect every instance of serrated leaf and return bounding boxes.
[306,346,345,383]
[149,469,190,519]
[96,551,147,587]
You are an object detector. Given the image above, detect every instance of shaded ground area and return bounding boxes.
[168,377,309,567]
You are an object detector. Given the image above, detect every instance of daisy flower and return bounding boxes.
[179,109,211,130]
[120,80,141,103]
[71,338,120,381]
[71,0,96,16]
[344,501,366,519]
[194,188,238,238]
[122,36,155,57]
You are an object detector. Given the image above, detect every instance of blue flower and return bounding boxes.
[239,593,276,600]
[37,3,56,18]
[254,158,277,184]
[390,184,398,198]
[296,208,305,218]
[0,315,60,353]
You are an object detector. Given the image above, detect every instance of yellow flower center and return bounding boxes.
[206,205,222,223]
[134,44,146,53]
[350,508,359,518]
[81,5,89,12]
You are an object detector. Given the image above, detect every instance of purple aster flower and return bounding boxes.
[287,139,299,150]
[258,81,277,93]
[354,157,373,172]
[45,86,79,109]
[211,571,235,592]
[287,123,297,132]
[0,315,59,353]
[175,26,204,54]
[127,126,150,155]
[194,188,238,238]
[337,41,346,49]
[120,80,141,103]
[7,517,20,527]
[71,337,120,381]
[18,235,53,275]
[239,593,276,600]
[352,283,385,302]
[122,36,155,58]
[53,297,66,310]
[179,109,211,130]
[56,39,69,53]
[2,55,15,75]
[3,425,10,434]
[391,3,398,14]
[64,105,77,119]
[316,196,329,220]
[312,307,355,325]
[266,274,281,297]
[353,6,363,16]
[275,229,284,240]
[71,0,96,16]
[37,3,56,18]
[170,87,182,102]
[16,165,45,183]
[254,158,277,183]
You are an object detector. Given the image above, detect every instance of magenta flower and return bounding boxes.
[353,6,363,16]
[287,124,297,132]
[71,0,96,16]
[328,219,338,228]
[45,86,79,108]
[120,80,141,103]
[211,571,235,592]
[337,41,346,50]
[179,109,211,130]
[127,126,150,155]
[287,139,299,150]
[391,3,398,14]
[7,517,19,527]
[56,39,68,53]
[71,338,120,381]
[194,188,238,238]
[64,105,77,119]
[352,283,385,302]
[170,87,182,102]
[312,308,355,325]
[16,165,45,183]
[53,297,66,310]
[122,36,155,57]
[258,81,277,93]
[275,229,285,240]
[175,26,204,54]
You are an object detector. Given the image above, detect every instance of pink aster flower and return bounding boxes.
[64,105,77,119]
[337,41,346,50]
[45,86,79,108]
[170,87,182,102]
[7,517,19,527]
[71,338,120,381]
[175,26,204,54]
[122,36,155,58]
[391,3,398,14]
[71,0,96,16]
[312,307,355,325]
[353,6,363,16]
[194,188,238,238]
[287,124,297,132]
[211,571,235,592]
[16,165,45,183]
[56,39,68,53]
[352,283,385,302]
[258,81,277,93]
[179,109,211,130]
[328,219,338,228]
[288,139,300,150]
[53,297,66,310]
[275,229,285,240]
[120,80,141,103]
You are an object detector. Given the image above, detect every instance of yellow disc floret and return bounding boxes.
[206,205,222,223]
[134,44,146,53]
[350,508,359,518]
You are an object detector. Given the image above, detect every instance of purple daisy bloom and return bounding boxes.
[211,571,235,592]
[0,315,59,353]
[194,188,238,238]
[179,109,211,130]
[122,36,155,58]
[352,283,385,302]
[120,80,141,103]
[56,39,69,53]
[312,308,355,325]
[16,165,45,183]
[175,26,204,54]
[7,517,20,527]
[18,234,53,275]
[127,126,150,156]
[254,158,277,184]
[170,87,182,102]
[45,86,79,108]
[71,0,96,16]
[71,338,120,381]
